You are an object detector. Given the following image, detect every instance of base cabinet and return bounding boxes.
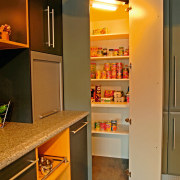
[70,118,88,180]
[0,150,37,180]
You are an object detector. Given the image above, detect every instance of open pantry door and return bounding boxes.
[129,0,163,179]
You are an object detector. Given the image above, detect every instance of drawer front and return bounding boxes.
[0,150,37,180]
[31,51,63,121]
[70,118,88,180]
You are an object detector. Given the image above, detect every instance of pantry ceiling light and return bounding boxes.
[92,2,117,11]
[95,0,126,5]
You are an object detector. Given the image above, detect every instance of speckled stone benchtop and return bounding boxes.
[0,110,89,170]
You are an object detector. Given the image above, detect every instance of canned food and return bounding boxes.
[111,120,117,131]
[96,71,101,79]
[91,72,96,79]
[95,85,101,102]
[108,49,114,56]
[123,66,129,79]
[127,94,130,103]
[124,48,129,56]
[103,48,108,56]
[116,63,123,70]
[119,47,124,56]
[106,71,112,79]
[117,70,123,79]
[91,47,98,57]
[113,49,119,56]
[91,63,96,72]
[111,63,117,71]
[106,121,111,131]
[96,122,100,131]
[100,122,106,131]
[104,63,110,71]
[101,71,106,79]
[112,70,117,79]
[97,48,103,57]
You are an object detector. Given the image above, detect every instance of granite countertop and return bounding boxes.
[0,110,89,170]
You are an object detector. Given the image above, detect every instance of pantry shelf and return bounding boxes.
[91,79,129,82]
[90,56,129,61]
[90,33,129,41]
[92,125,129,136]
[91,102,129,108]
[0,39,29,50]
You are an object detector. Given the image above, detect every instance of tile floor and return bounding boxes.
[92,156,129,180]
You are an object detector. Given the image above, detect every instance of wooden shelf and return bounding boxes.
[0,39,28,50]
[90,56,129,61]
[90,33,129,41]
[91,102,129,108]
[91,79,129,82]
[92,125,129,136]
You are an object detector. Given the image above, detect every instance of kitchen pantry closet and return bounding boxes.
[89,0,163,179]
[90,2,129,179]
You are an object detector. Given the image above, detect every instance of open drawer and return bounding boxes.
[36,128,70,180]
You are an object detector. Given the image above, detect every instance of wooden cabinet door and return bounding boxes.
[168,113,180,175]
[0,150,37,180]
[70,118,88,180]
[129,0,163,179]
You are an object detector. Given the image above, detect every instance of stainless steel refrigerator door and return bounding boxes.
[169,0,180,112]
[168,112,180,175]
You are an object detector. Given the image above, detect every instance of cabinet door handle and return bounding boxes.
[39,109,58,119]
[71,122,89,134]
[9,159,38,180]
[44,6,51,47]
[174,56,177,107]
[173,118,176,150]
[51,9,55,48]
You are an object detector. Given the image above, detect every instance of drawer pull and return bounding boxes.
[9,159,38,180]
[39,110,58,119]
[71,122,89,134]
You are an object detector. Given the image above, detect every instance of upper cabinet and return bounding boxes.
[0,0,29,49]
[29,0,62,55]
[0,0,62,55]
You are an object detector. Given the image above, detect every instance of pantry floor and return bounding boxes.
[92,156,129,180]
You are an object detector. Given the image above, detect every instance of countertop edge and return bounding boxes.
[0,111,89,170]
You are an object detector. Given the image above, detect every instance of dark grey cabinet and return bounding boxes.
[0,150,37,180]
[70,118,88,180]
[29,0,62,55]
[168,113,180,175]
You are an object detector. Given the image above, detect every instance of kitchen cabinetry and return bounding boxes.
[0,50,63,123]
[31,51,63,121]
[70,118,88,180]
[0,0,29,49]
[0,150,37,180]
[29,0,62,55]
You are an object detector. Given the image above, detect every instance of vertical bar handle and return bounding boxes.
[51,9,55,48]
[174,56,177,107]
[44,6,51,47]
[173,118,176,150]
